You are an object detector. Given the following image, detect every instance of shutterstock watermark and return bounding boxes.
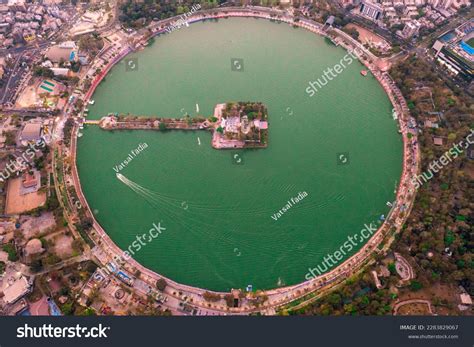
[305,221,378,280]
[411,129,474,190]
[96,222,166,278]
[272,191,309,221]
[231,58,244,72]
[17,324,110,338]
[0,123,64,183]
[0,138,47,182]
[165,4,201,33]
[113,142,149,173]
[305,47,364,97]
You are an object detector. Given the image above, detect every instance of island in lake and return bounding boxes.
[97,101,269,150]
[212,102,268,149]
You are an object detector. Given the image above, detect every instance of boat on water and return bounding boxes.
[360,70,368,76]
[88,100,95,105]
[196,103,199,113]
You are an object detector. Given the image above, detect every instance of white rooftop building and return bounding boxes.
[3,276,32,304]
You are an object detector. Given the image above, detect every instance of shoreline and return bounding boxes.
[68,8,419,314]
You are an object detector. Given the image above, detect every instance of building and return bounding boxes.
[401,21,421,38]
[460,293,472,305]
[468,144,474,160]
[44,41,77,63]
[325,15,335,27]
[222,116,240,134]
[254,119,268,129]
[0,22,10,34]
[19,123,42,143]
[50,67,70,77]
[359,0,383,21]
[70,8,107,37]
[7,0,26,12]
[432,19,474,81]
[424,120,439,129]
[22,172,37,189]
[3,276,32,304]
[433,136,444,146]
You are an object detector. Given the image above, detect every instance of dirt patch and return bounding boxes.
[397,302,432,315]
[16,82,40,108]
[0,250,8,262]
[398,283,460,315]
[20,212,56,240]
[48,232,74,259]
[346,24,390,48]
[5,177,46,215]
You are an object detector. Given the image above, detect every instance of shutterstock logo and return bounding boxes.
[17,324,110,338]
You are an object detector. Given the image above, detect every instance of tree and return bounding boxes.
[61,302,74,315]
[30,259,43,273]
[34,66,54,78]
[4,131,16,146]
[79,218,93,232]
[156,278,167,291]
[80,307,96,316]
[203,291,221,302]
[343,27,360,40]
[410,280,423,291]
[3,243,18,261]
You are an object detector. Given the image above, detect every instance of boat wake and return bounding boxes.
[115,173,279,216]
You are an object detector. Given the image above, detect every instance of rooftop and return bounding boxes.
[20,123,42,142]
[3,276,31,304]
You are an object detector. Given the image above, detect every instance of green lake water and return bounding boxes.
[77,18,402,291]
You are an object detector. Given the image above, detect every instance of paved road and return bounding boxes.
[0,52,25,105]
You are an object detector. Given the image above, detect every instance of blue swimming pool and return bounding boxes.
[47,298,62,316]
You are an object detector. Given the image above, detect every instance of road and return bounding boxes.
[58,7,421,316]
[0,2,438,315]
[0,52,25,105]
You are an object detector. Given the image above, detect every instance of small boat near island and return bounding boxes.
[360,70,368,76]
[196,103,199,113]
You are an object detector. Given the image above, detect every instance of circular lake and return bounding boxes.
[77,17,403,291]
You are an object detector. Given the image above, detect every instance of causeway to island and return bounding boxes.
[95,101,269,150]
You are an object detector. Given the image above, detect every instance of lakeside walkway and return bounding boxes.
[66,7,420,315]
[98,115,210,131]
